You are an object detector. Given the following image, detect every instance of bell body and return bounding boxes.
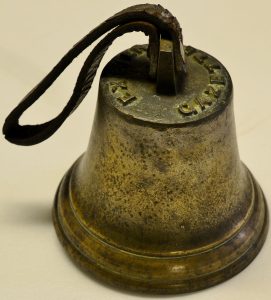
[53,45,268,293]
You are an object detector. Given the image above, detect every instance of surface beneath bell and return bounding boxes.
[53,45,268,294]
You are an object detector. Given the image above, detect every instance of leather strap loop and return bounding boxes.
[3,4,184,146]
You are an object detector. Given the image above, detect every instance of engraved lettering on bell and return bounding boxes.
[204,62,221,74]
[109,81,137,105]
[178,50,225,116]
[210,74,226,85]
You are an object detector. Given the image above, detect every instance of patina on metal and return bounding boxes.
[3,4,268,295]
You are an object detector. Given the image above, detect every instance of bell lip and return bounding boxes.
[52,161,269,294]
[99,45,234,129]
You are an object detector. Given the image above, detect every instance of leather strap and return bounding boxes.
[3,4,185,146]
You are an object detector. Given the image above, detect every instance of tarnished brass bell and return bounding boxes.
[3,4,268,295]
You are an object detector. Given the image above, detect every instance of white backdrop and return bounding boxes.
[0,1,270,299]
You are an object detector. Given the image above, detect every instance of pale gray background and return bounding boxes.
[0,1,270,299]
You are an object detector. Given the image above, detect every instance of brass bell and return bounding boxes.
[3,4,268,295]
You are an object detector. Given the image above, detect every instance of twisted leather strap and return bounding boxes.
[3,4,185,146]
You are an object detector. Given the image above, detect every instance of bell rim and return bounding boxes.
[52,162,269,294]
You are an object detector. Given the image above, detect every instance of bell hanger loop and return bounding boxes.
[2,4,185,146]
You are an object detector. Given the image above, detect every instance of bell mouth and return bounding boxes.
[52,158,268,294]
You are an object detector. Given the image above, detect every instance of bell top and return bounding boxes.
[101,44,232,126]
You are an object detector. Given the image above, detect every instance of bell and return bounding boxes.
[3,4,268,294]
